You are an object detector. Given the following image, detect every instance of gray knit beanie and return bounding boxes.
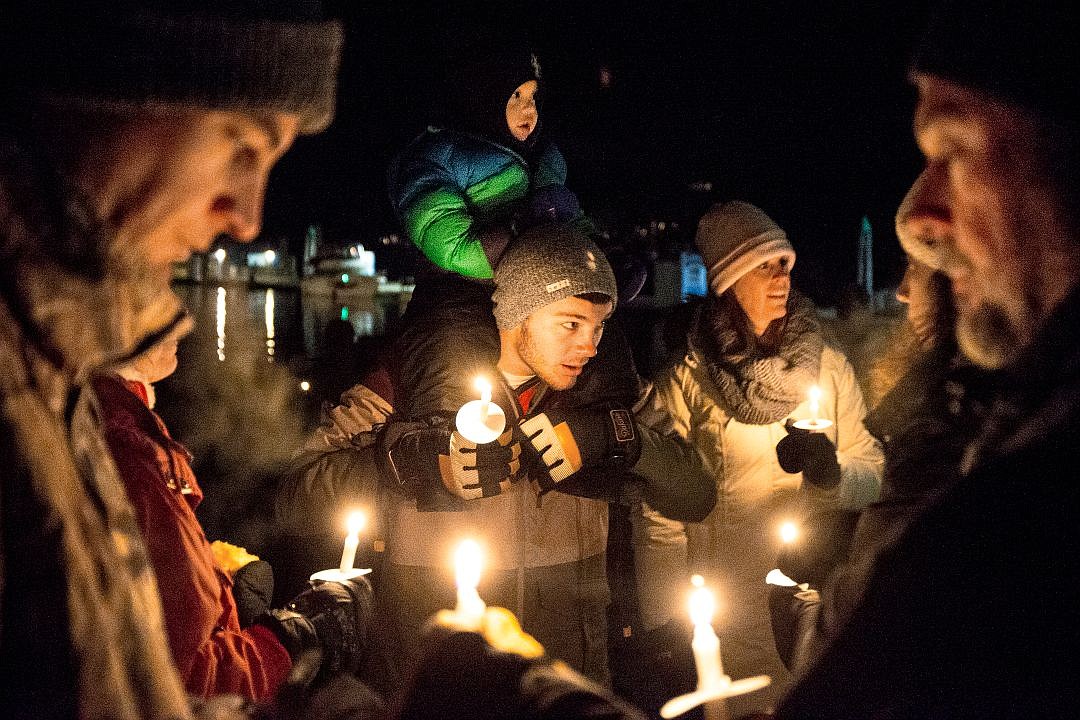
[895,172,944,270]
[492,225,618,330]
[9,1,344,135]
[695,201,796,296]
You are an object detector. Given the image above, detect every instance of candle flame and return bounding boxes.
[455,539,483,590]
[346,511,366,535]
[474,377,492,404]
[688,574,715,627]
[808,384,822,418]
[779,521,799,544]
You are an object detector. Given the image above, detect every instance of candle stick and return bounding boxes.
[477,377,491,424]
[339,511,365,573]
[454,539,487,630]
[660,576,771,720]
[689,575,726,690]
[309,510,372,585]
[456,376,506,444]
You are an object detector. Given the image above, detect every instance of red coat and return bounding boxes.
[93,373,291,701]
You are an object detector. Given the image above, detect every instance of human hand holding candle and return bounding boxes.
[456,376,506,444]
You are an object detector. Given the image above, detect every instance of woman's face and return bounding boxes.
[505,80,539,141]
[731,257,792,335]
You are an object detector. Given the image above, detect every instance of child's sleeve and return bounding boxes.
[389,149,497,279]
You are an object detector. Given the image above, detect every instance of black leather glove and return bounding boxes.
[776,421,841,490]
[519,406,642,492]
[377,419,524,511]
[769,584,822,675]
[259,577,374,681]
[232,559,274,628]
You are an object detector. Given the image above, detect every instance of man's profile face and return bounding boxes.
[513,295,613,391]
[908,74,1056,369]
[102,110,300,285]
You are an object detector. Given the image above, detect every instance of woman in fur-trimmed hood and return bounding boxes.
[630,201,882,716]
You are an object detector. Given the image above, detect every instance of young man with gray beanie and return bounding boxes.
[279,224,716,690]
[0,2,353,718]
[778,0,1080,717]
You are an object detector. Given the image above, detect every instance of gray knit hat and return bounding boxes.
[10,1,344,135]
[492,225,618,330]
[895,172,944,270]
[695,201,796,296]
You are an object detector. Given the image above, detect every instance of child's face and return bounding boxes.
[505,80,539,141]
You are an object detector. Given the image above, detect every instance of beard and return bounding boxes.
[516,320,579,391]
[956,298,1030,370]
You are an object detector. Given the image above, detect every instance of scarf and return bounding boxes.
[689,290,824,424]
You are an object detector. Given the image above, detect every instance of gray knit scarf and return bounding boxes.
[689,289,823,425]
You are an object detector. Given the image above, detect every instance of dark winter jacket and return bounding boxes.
[778,285,1080,719]
[772,341,992,674]
[0,136,192,718]
[94,373,292,702]
[388,128,591,279]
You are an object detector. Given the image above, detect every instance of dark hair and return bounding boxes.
[718,289,786,354]
[867,268,957,405]
[576,292,614,306]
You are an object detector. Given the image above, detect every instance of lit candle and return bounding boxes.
[793,384,833,431]
[689,575,727,690]
[454,539,487,630]
[779,520,799,545]
[339,511,366,573]
[660,576,772,720]
[455,376,506,444]
[309,510,372,585]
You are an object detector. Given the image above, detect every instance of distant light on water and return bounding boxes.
[300,380,311,392]
[265,288,276,358]
[216,286,226,362]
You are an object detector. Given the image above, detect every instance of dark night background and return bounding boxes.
[262,1,935,307]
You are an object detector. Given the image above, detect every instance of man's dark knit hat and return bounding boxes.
[911,0,1075,127]
[9,0,343,135]
[493,225,617,330]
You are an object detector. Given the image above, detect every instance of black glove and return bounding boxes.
[769,584,822,675]
[232,559,274,628]
[259,577,374,681]
[519,406,642,492]
[377,419,524,511]
[775,421,841,490]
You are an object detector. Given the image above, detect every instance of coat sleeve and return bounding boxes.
[274,384,393,535]
[108,427,291,701]
[632,376,717,523]
[825,353,884,510]
[389,144,496,279]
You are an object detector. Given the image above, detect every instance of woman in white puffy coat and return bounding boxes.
[632,201,883,715]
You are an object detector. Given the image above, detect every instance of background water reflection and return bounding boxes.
[156,283,403,557]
